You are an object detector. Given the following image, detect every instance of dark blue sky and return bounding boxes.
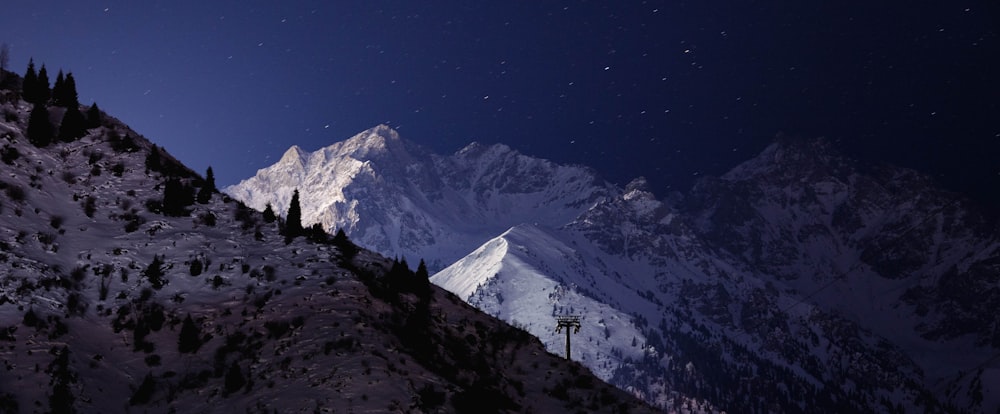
[2,1,998,207]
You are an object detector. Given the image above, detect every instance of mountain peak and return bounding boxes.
[279,145,308,167]
[720,137,849,182]
[624,176,652,195]
[338,124,406,159]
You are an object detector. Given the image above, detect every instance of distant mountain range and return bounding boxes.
[227,126,1000,412]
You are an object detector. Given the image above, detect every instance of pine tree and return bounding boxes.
[414,259,431,296]
[144,255,166,289]
[47,346,76,413]
[197,167,215,204]
[284,189,303,239]
[58,105,87,142]
[86,102,102,128]
[162,178,194,216]
[262,203,276,223]
[36,64,50,104]
[178,314,202,353]
[52,70,65,106]
[27,103,52,147]
[63,73,79,108]
[306,223,328,243]
[22,59,37,103]
[416,259,429,280]
[390,257,410,280]
[145,145,162,171]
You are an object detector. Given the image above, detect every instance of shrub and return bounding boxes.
[224,362,246,395]
[82,196,96,218]
[197,211,217,227]
[22,308,40,327]
[109,132,139,153]
[4,182,25,201]
[1,107,16,122]
[189,259,203,276]
[129,373,156,405]
[87,150,103,165]
[0,145,19,164]
[143,354,161,367]
[264,320,291,339]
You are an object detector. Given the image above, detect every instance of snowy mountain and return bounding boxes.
[436,177,962,412]
[224,125,616,271]
[0,82,654,412]
[229,127,999,412]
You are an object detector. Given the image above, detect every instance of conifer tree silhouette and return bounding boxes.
[52,72,80,108]
[178,314,202,353]
[162,178,195,216]
[22,59,38,103]
[36,64,50,104]
[86,102,102,128]
[27,103,52,147]
[262,203,277,223]
[58,105,87,142]
[197,167,215,204]
[52,70,65,106]
[283,189,304,241]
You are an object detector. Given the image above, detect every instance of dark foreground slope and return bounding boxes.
[0,88,653,412]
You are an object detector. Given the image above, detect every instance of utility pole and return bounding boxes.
[555,315,581,360]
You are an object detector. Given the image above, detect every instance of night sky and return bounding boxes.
[2,2,998,208]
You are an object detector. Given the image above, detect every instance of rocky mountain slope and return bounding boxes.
[229,127,999,412]
[681,138,1000,410]
[0,87,654,412]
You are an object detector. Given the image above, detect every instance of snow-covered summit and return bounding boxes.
[277,144,308,168]
[225,125,617,270]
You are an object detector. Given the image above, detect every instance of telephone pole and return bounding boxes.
[555,315,581,360]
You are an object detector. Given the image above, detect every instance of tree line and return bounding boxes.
[8,57,103,147]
